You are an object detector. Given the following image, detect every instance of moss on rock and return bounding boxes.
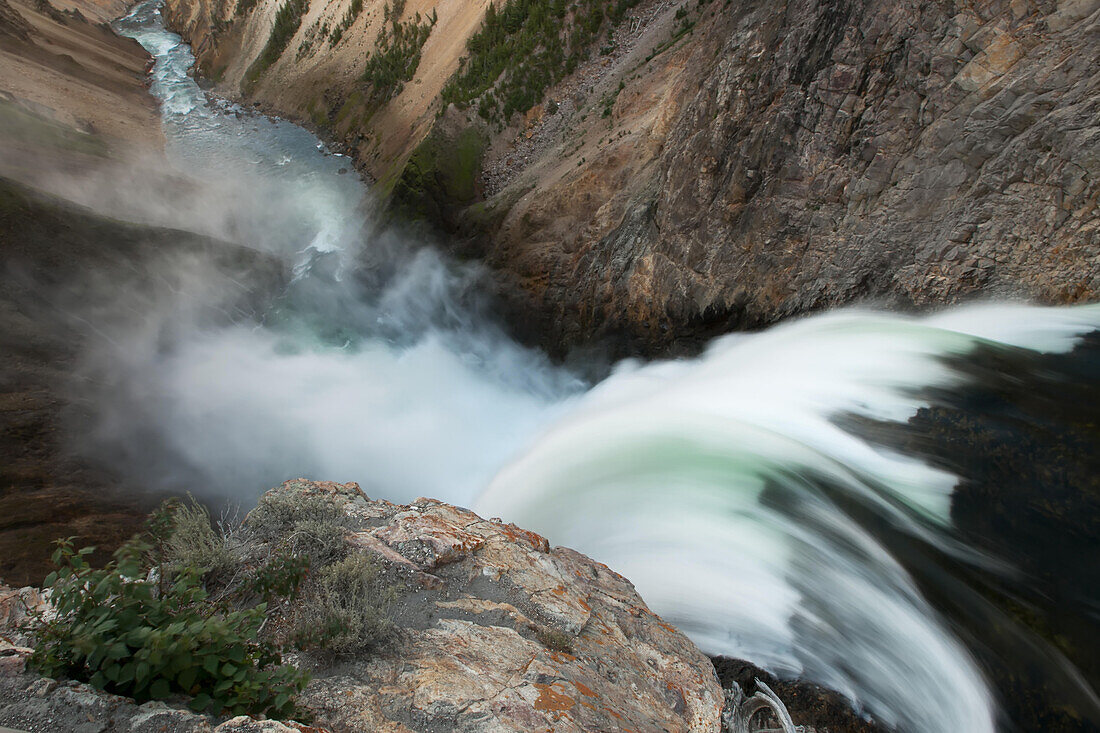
[386,124,487,230]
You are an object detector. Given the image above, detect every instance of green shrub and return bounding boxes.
[360,2,437,108]
[534,625,574,653]
[162,497,242,587]
[244,0,309,87]
[388,125,487,223]
[246,492,351,567]
[292,554,396,655]
[251,550,311,600]
[329,0,363,44]
[26,538,308,718]
[247,492,346,540]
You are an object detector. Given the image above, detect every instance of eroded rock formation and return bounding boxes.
[262,479,725,732]
[166,0,1100,355]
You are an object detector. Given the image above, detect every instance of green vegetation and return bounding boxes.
[600,79,624,118]
[292,555,396,654]
[246,491,398,654]
[388,125,488,224]
[640,1,709,66]
[24,491,402,717]
[246,491,353,568]
[306,96,332,130]
[360,0,438,108]
[27,537,307,718]
[440,0,642,123]
[329,0,363,44]
[296,21,330,61]
[534,625,574,654]
[160,497,241,585]
[244,0,310,88]
[0,100,108,158]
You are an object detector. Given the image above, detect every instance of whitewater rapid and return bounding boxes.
[108,3,1100,730]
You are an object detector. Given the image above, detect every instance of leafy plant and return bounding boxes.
[251,550,310,600]
[26,538,309,718]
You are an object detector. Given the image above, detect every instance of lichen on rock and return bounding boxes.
[0,478,728,732]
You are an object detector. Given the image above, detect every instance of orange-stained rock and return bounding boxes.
[266,479,725,732]
[373,508,486,570]
[0,585,45,650]
[0,480,724,732]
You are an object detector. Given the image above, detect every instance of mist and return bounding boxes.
[44,141,582,510]
[0,1,584,510]
[3,3,1098,731]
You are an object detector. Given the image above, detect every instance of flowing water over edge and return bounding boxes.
[109,4,1100,730]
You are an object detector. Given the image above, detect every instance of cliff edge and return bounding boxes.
[0,479,727,732]
[163,0,1100,355]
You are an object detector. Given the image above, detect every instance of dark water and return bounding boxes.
[856,334,1100,730]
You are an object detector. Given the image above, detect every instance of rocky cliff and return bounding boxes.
[163,0,1099,355]
[1,479,729,732]
[0,0,213,585]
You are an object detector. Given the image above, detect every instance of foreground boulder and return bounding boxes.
[274,479,724,732]
[1,479,725,732]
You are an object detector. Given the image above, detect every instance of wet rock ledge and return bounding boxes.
[0,478,724,732]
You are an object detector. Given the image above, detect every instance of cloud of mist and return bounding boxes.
[6,138,581,510]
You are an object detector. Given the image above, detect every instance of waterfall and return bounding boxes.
[476,305,1100,731]
[102,3,1100,729]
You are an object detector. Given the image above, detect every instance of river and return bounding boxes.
[110,2,1100,730]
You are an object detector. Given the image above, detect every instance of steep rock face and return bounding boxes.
[164,0,1100,355]
[162,0,493,177]
[0,178,287,585]
[0,0,161,151]
[482,0,1100,353]
[0,479,726,732]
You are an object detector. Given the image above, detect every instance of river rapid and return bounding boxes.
[107,3,1100,731]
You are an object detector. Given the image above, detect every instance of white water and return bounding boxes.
[476,305,1100,731]
[106,4,1100,730]
[109,1,583,504]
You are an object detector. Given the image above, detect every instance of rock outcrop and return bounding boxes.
[166,0,1100,355]
[544,0,1100,353]
[267,479,725,732]
[0,479,727,732]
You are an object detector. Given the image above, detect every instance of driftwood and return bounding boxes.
[723,678,805,733]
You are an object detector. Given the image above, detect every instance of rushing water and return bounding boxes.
[107,3,1100,731]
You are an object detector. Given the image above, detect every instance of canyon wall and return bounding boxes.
[168,0,1100,354]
